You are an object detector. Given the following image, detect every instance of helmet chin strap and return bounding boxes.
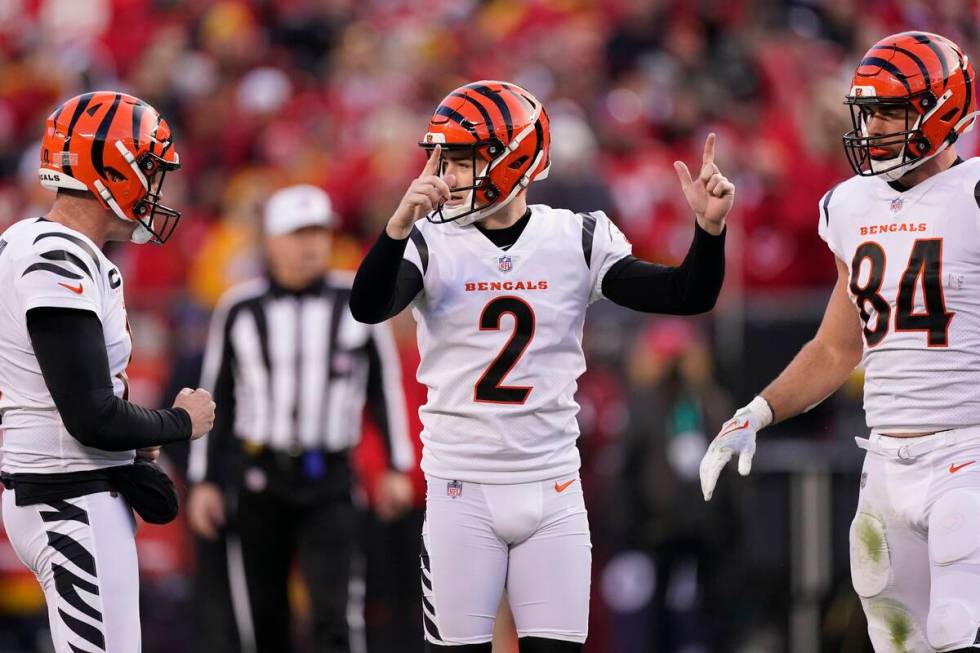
[93,177,156,244]
[130,223,154,244]
[867,97,979,181]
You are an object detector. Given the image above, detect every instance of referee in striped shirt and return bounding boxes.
[186,185,415,653]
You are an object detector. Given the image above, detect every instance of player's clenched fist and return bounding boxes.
[673,132,735,235]
[173,388,215,439]
[386,144,456,240]
[699,396,772,501]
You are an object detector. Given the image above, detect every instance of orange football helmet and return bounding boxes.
[39,91,182,244]
[843,32,977,181]
[419,80,550,225]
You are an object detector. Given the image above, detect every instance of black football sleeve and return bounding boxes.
[27,306,192,450]
[601,222,725,314]
[350,229,424,324]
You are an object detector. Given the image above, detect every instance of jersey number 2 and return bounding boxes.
[474,297,535,404]
[850,238,953,347]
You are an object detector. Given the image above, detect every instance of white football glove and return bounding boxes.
[699,396,773,501]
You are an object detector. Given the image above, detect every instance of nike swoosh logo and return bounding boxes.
[719,420,749,438]
[58,282,84,295]
[554,479,575,493]
[949,461,976,473]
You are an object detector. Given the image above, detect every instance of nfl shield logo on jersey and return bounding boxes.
[890,198,903,213]
[447,480,463,498]
[498,256,512,273]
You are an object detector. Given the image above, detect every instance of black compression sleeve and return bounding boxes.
[27,307,192,451]
[601,222,725,314]
[350,229,424,324]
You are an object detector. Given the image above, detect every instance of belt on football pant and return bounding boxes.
[855,429,959,462]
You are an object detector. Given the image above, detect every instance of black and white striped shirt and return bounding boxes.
[188,273,414,485]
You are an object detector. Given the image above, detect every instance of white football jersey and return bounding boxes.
[818,157,980,432]
[0,218,134,473]
[403,204,632,483]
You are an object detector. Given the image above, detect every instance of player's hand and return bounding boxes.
[673,133,735,235]
[136,446,160,463]
[187,482,226,541]
[699,396,773,501]
[374,470,415,521]
[386,144,456,240]
[173,388,215,440]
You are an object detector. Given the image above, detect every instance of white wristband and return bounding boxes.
[744,395,774,429]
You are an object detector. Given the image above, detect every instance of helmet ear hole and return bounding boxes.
[104,167,126,182]
[508,155,530,170]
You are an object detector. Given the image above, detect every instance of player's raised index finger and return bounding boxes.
[422,144,442,176]
[702,132,716,167]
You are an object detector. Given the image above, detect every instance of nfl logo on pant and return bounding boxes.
[447,480,463,498]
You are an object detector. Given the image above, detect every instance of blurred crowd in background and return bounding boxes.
[1,0,979,651]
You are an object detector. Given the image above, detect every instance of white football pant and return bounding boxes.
[852,426,980,652]
[2,489,141,652]
[421,473,592,646]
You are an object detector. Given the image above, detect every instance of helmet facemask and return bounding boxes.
[421,140,504,226]
[99,142,181,244]
[131,153,181,245]
[843,89,960,181]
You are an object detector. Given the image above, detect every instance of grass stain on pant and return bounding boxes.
[856,514,886,564]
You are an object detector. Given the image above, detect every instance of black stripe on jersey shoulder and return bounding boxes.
[580,211,599,268]
[822,182,844,227]
[409,226,429,274]
[33,232,101,273]
[974,179,980,211]
[40,249,93,280]
[22,262,83,280]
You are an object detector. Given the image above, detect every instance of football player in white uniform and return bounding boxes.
[0,92,214,652]
[699,32,980,653]
[350,80,734,651]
